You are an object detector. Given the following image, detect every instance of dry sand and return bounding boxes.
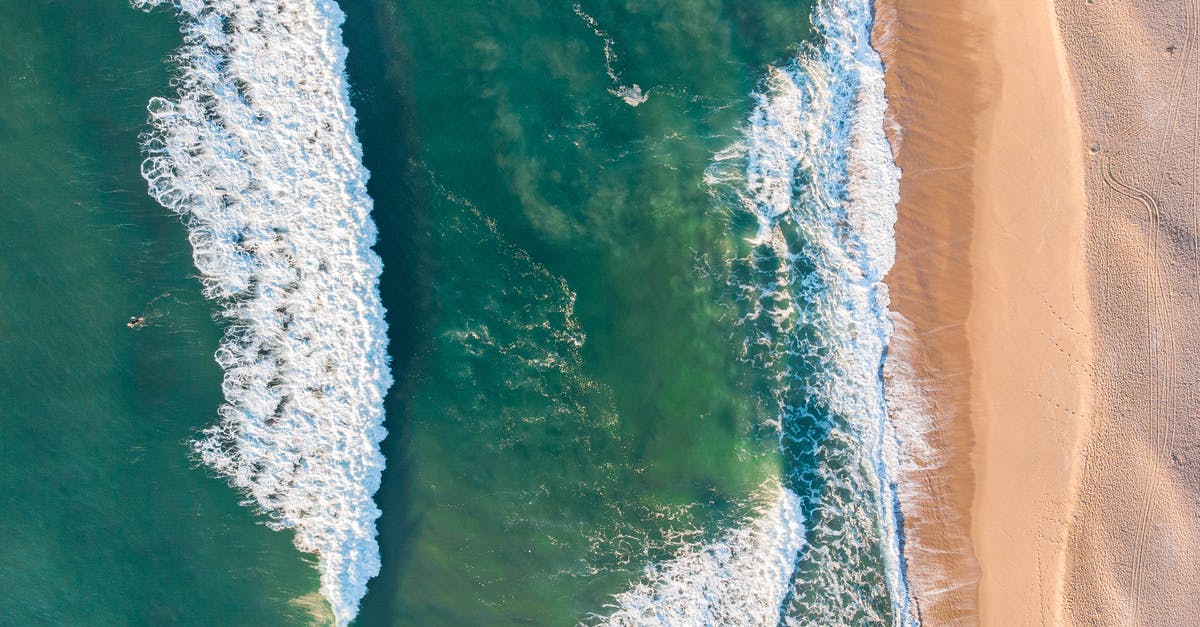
[877,0,1099,624]
[1055,0,1200,624]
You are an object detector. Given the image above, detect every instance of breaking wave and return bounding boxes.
[599,0,913,623]
[708,0,913,621]
[134,0,390,624]
[593,486,806,627]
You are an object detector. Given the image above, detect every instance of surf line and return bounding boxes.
[711,0,916,620]
[134,1,391,624]
[597,0,916,622]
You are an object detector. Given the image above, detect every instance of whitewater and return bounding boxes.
[598,0,915,623]
[134,0,390,624]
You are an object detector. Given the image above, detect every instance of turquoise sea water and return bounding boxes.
[0,0,910,624]
[0,2,320,623]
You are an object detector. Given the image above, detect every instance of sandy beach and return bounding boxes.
[878,0,1095,623]
[883,0,1200,623]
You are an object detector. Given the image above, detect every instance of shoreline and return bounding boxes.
[876,0,1092,623]
[873,0,984,621]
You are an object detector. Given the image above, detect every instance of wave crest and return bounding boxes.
[135,0,391,624]
[704,0,914,622]
[593,487,806,626]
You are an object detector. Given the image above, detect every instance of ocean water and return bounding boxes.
[0,1,325,623]
[0,0,911,625]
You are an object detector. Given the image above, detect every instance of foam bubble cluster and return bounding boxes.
[134,0,390,623]
[595,487,805,626]
[703,0,914,623]
[595,0,911,621]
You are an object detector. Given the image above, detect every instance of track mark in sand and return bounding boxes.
[1101,144,1169,624]
[1042,300,1089,362]
[1097,0,1198,617]
[1193,0,1200,499]
[1037,299,1090,388]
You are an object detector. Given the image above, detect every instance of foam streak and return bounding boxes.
[135,1,391,623]
[595,487,806,627]
[705,0,913,622]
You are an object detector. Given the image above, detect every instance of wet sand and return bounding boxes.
[874,1,984,622]
[877,0,1093,623]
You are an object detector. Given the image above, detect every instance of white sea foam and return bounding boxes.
[596,0,912,620]
[134,0,390,624]
[594,486,805,627]
[701,0,914,623]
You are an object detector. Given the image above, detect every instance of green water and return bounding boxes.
[1,0,818,624]
[344,0,814,624]
[0,2,323,624]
